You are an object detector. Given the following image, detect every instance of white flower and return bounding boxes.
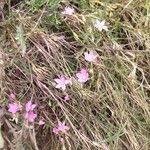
[94,20,108,32]
[61,7,75,15]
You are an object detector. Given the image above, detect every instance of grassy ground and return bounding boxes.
[0,0,150,149]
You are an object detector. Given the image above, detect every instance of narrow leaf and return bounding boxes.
[15,25,26,57]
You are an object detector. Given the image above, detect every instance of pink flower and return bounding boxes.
[24,111,37,122]
[53,127,59,134]
[38,120,45,125]
[62,7,75,15]
[54,75,70,91]
[8,103,21,114]
[64,94,70,101]
[59,137,64,143]
[53,121,70,134]
[24,101,37,122]
[76,68,89,83]
[84,51,98,62]
[25,100,36,112]
[57,121,70,132]
[8,93,16,100]
[94,20,108,32]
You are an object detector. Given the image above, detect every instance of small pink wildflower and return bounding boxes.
[57,121,70,132]
[53,121,70,134]
[59,137,64,143]
[24,100,37,122]
[38,120,45,125]
[94,20,108,32]
[8,93,16,100]
[62,7,75,15]
[84,51,98,62]
[54,75,70,91]
[25,100,36,112]
[76,68,89,83]
[24,111,37,123]
[64,94,70,101]
[53,127,59,134]
[8,103,21,114]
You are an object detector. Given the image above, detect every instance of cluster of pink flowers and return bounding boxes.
[7,6,108,144]
[7,7,109,147]
[7,50,99,142]
[53,50,98,138]
[54,50,98,89]
[8,100,37,123]
[54,68,90,91]
[8,94,45,125]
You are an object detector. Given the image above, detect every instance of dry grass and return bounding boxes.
[0,0,150,149]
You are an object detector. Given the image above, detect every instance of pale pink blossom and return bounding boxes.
[62,7,75,15]
[76,68,89,83]
[57,121,70,132]
[38,120,45,125]
[24,111,37,122]
[25,100,36,112]
[53,121,70,134]
[59,137,64,143]
[94,20,108,32]
[84,51,98,62]
[64,94,70,101]
[9,93,16,100]
[24,101,37,122]
[54,75,70,91]
[8,103,21,114]
[53,127,59,134]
